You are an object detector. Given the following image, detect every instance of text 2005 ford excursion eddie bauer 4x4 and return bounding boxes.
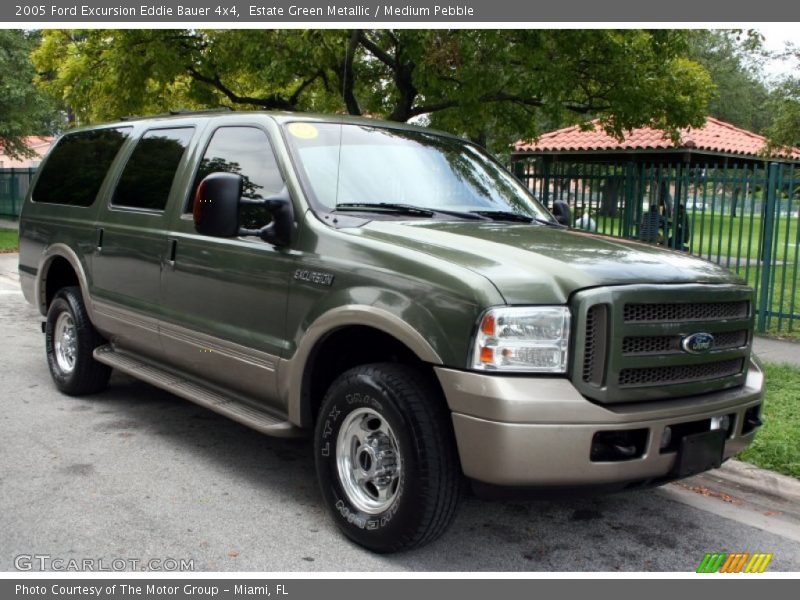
[19,111,764,552]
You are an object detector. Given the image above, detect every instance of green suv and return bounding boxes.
[19,111,764,552]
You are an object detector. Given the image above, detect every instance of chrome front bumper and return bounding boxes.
[435,360,764,486]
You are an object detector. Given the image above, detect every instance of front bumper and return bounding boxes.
[435,359,764,486]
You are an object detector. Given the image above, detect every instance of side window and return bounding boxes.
[33,128,131,206]
[188,127,284,229]
[113,127,194,211]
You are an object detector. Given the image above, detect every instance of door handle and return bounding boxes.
[96,227,103,251]
[167,239,177,267]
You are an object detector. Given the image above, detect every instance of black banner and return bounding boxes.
[3,579,796,600]
[4,0,800,22]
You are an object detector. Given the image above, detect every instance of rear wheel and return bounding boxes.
[314,363,461,553]
[45,286,111,395]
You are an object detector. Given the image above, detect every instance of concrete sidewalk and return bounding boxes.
[753,336,800,368]
[0,218,19,230]
[0,252,18,283]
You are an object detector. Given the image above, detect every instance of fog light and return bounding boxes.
[590,429,648,462]
[660,426,673,450]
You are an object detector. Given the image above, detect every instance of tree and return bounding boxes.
[685,30,771,133]
[32,29,713,152]
[764,46,800,151]
[0,30,60,159]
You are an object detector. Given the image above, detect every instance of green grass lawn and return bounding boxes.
[594,213,798,263]
[0,228,18,253]
[739,363,800,479]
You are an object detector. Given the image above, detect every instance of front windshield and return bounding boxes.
[283,122,554,222]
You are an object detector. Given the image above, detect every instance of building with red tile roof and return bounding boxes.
[513,117,800,163]
[0,136,54,169]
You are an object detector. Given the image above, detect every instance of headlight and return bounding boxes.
[471,306,571,373]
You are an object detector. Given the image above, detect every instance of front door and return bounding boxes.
[159,125,295,409]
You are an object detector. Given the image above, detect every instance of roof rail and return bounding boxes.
[120,107,234,121]
[169,107,234,115]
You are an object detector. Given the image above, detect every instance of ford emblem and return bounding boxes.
[682,332,715,354]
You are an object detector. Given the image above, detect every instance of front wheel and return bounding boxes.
[314,363,461,553]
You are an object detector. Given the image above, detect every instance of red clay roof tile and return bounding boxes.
[513,117,800,160]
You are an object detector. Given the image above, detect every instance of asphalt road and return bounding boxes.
[1,254,799,572]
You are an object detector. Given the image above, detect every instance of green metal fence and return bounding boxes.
[0,168,36,219]
[515,159,800,336]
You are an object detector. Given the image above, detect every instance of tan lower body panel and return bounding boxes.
[451,411,758,486]
[438,364,764,486]
[91,299,282,411]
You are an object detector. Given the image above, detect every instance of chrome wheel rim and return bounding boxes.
[336,407,402,514]
[54,312,77,374]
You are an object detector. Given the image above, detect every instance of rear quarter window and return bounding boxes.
[33,128,131,206]
[112,127,195,211]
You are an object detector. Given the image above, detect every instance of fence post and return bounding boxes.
[621,161,636,238]
[757,162,780,333]
[10,168,19,218]
[512,159,524,181]
[541,159,551,209]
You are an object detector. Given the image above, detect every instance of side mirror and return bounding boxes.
[193,173,294,247]
[241,187,295,247]
[193,173,243,237]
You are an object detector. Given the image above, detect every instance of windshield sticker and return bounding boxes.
[287,123,319,140]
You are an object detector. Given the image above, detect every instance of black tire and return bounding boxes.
[45,286,111,395]
[314,363,461,553]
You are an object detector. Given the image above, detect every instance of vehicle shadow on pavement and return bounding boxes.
[39,373,789,573]
[5,292,795,571]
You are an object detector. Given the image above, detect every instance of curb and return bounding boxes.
[710,459,800,504]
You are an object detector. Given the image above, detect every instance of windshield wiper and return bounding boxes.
[334,203,434,217]
[334,203,490,221]
[471,210,534,223]
[471,210,560,227]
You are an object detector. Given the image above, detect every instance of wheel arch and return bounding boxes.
[36,244,93,319]
[282,306,446,428]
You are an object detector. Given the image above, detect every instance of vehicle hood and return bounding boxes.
[354,220,744,304]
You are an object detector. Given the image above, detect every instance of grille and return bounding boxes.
[623,301,750,323]
[582,304,608,384]
[622,335,678,355]
[618,359,745,387]
[622,330,749,356]
[573,285,753,404]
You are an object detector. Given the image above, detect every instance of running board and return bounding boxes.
[93,345,302,438]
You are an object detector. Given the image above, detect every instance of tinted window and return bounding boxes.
[113,127,194,211]
[189,127,284,228]
[33,128,131,206]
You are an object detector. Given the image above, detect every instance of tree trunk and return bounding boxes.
[599,177,620,217]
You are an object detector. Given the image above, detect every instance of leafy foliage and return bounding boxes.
[0,30,60,159]
[684,30,771,133]
[32,29,713,151]
[764,46,800,151]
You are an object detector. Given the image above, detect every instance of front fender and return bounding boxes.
[280,285,477,427]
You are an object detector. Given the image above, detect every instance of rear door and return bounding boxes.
[159,124,296,409]
[91,126,195,359]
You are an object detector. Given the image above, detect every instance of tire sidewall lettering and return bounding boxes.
[320,386,403,531]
